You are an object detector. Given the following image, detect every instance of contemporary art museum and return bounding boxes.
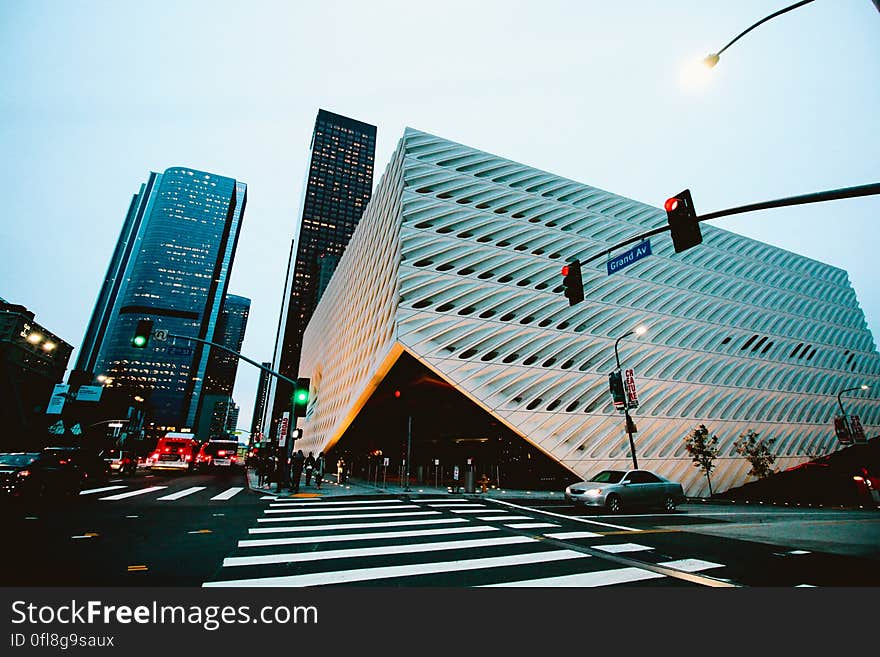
[294,128,879,495]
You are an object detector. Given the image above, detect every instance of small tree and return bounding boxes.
[684,424,719,497]
[733,429,776,479]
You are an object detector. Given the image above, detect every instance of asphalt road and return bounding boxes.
[3,474,878,587]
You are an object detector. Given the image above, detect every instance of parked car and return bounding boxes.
[102,449,137,476]
[0,452,81,500]
[195,440,241,472]
[42,446,110,486]
[565,469,686,513]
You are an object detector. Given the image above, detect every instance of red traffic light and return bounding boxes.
[561,265,569,276]
[394,390,401,398]
[664,197,680,213]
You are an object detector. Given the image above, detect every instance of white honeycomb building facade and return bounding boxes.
[298,128,880,495]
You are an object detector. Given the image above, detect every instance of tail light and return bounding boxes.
[217,450,226,457]
[230,456,237,461]
[17,469,31,478]
[164,447,170,452]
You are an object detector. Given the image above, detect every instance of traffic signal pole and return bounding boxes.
[578,182,880,267]
[614,334,638,470]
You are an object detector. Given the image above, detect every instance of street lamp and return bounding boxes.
[701,0,816,70]
[837,384,870,438]
[613,325,647,470]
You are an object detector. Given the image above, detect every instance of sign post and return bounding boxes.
[624,369,639,409]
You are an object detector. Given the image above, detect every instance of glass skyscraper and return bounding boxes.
[203,294,251,397]
[76,167,247,429]
[267,109,376,432]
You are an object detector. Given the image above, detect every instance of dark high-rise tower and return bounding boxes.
[267,109,376,431]
[76,167,247,429]
[250,362,271,441]
[203,294,251,397]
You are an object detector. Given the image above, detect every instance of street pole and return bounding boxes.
[837,385,869,439]
[615,332,639,470]
[404,415,412,492]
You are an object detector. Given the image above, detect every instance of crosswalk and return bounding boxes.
[203,496,731,588]
[78,484,246,502]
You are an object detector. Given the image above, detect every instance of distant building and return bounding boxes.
[266,109,376,437]
[249,363,272,441]
[203,294,250,397]
[75,167,247,430]
[0,300,72,447]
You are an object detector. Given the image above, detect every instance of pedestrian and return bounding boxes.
[314,452,325,489]
[290,449,305,493]
[337,457,345,484]
[304,451,315,486]
[257,453,267,487]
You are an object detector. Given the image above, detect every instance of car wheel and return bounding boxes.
[606,494,622,514]
[663,495,677,513]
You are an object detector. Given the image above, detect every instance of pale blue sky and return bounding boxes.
[1,0,878,432]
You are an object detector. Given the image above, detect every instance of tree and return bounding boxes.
[684,424,719,497]
[733,429,776,479]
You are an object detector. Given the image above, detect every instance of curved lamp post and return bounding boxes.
[614,325,647,469]
[703,0,816,69]
[837,384,870,437]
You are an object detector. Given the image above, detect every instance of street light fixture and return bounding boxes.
[701,0,816,70]
[613,326,648,469]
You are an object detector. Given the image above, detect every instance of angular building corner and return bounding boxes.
[298,128,880,496]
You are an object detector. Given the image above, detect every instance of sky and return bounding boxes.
[1,0,878,435]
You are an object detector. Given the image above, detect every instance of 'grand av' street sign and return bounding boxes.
[607,240,652,275]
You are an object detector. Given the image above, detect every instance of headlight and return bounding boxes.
[586,488,603,496]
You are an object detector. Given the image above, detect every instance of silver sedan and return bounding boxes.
[565,469,686,513]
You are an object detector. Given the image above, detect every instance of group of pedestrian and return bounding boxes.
[287,450,325,493]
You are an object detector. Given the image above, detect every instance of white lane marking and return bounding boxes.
[270,499,405,506]
[249,518,468,534]
[260,496,277,500]
[99,486,167,500]
[450,509,503,514]
[80,485,127,496]
[156,486,206,501]
[125,515,139,519]
[239,525,497,548]
[109,479,125,483]
[796,584,816,587]
[545,531,603,540]
[211,487,244,501]
[787,550,811,556]
[265,504,416,513]
[417,498,468,502]
[224,535,535,568]
[257,511,440,523]
[71,534,97,539]
[504,523,559,529]
[205,549,586,587]
[477,515,533,521]
[593,543,654,554]
[661,559,725,572]
[486,498,641,532]
[426,503,486,508]
[483,566,663,587]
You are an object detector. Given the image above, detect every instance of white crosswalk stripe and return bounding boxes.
[156,486,206,501]
[99,486,167,500]
[80,485,127,495]
[211,487,244,501]
[593,543,654,554]
[239,525,497,549]
[270,499,405,506]
[248,518,468,535]
[265,504,415,513]
[257,510,439,523]
[504,522,559,529]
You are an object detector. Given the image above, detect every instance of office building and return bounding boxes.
[267,109,376,436]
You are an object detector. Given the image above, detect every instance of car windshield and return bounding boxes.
[104,450,124,459]
[163,441,190,449]
[203,442,238,456]
[0,453,39,467]
[588,470,626,483]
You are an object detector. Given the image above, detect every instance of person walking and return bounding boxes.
[314,452,325,489]
[304,451,315,486]
[290,449,305,493]
[337,457,345,484]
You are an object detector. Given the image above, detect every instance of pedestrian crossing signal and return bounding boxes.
[132,319,153,349]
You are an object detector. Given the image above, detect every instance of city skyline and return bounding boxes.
[1,1,878,435]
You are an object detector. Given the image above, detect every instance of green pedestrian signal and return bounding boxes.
[132,320,153,349]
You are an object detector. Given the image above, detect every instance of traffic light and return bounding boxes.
[608,371,626,411]
[131,319,153,349]
[561,259,584,306]
[664,189,702,254]
[293,377,310,417]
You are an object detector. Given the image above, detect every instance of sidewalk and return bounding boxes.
[245,468,561,500]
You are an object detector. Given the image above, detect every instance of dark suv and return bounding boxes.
[42,447,110,487]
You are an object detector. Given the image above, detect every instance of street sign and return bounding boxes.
[434,459,440,466]
[453,466,460,480]
[153,329,168,342]
[383,457,390,466]
[624,369,639,409]
[277,413,289,447]
[606,240,652,275]
[850,415,867,444]
[834,416,853,445]
[46,384,69,415]
[76,385,104,402]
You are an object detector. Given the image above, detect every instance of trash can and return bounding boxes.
[464,470,476,493]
